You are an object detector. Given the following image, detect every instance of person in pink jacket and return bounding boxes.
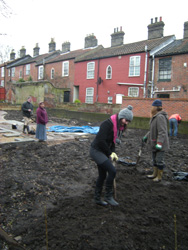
[169,114,182,137]
[36,101,48,142]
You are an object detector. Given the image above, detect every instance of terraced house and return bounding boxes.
[0,18,188,105]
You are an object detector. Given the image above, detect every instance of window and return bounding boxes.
[108,96,113,104]
[158,58,171,81]
[1,80,4,87]
[1,67,4,77]
[128,87,139,97]
[38,66,44,79]
[62,61,69,76]
[26,64,30,75]
[85,87,94,104]
[87,62,95,79]
[51,68,55,79]
[11,67,15,77]
[8,69,10,76]
[129,56,140,76]
[106,65,112,79]
[19,70,22,78]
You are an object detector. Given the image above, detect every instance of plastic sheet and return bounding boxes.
[173,172,188,181]
[48,125,99,135]
[117,157,136,166]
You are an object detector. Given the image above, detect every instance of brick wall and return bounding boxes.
[121,97,188,121]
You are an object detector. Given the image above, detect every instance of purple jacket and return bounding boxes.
[36,106,48,125]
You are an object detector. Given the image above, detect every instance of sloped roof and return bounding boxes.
[45,48,92,64]
[155,39,188,57]
[75,36,175,62]
[6,55,31,68]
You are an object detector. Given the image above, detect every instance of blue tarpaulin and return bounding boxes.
[48,125,99,135]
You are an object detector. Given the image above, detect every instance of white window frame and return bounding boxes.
[1,80,4,87]
[51,68,55,79]
[26,64,30,75]
[108,96,113,104]
[129,56,140,76]
[128,87,139,97]
[62,61,69,77]
[8,69,10,77]
[1,67,4,77]
[38,66,44,79]
[87,62,95,79]
[11,67,15,77]
[85,87,94,104]
[19,70,22,78]
[106,65,112,79]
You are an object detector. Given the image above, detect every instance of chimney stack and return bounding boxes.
[84,34,98,48]
[20,46,26,58]
[33,43,40,56]
[111,27,125,47]
[62,41,71,53]
[148,17,165,40]
[10,49,15,60]
[183,21,188,39]
[49,38,56,52]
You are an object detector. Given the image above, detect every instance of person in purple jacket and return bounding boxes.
[36,101,48,142]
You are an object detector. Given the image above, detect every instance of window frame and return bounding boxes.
[26,64,30,75]
[87,62,95,79]
[62,61,69,77]
[106,65,112,79]
[38,65,44,80]
[85,87,94,104]
[108,96,113,104]
[129,56,141,77]
[1,67,4,77]
[11,67,15,77]
[158,58,172,81]
[19,70,22,78]
[1,80,4,87]
[51,68,55,79]
[128,87,139,97]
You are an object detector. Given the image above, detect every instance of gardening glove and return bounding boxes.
[156,143,162,150]
[110,152,118,161]
[142,136,147,143]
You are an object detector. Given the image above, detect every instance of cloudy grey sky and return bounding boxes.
[1,0,188,57]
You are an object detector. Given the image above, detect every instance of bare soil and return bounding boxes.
[0,110,188,250]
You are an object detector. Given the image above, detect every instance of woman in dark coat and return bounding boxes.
[90,105,133,206]
[36,101,48,142]
[143,99,169,182]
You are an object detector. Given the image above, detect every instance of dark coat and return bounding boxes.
[22,101,33,118]
[91,118,115,157]
[145,111,169,151]
[36,106,48,125]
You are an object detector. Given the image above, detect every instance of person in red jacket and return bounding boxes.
[169,114,182,137]
[36,101,48,142]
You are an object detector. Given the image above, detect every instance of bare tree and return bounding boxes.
[0,45,12,63]
[0,0,12,18]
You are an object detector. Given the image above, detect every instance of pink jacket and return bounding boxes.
[36,106,48,125]
[169,114,182,122]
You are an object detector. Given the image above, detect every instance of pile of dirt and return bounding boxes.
[0,110,188,250]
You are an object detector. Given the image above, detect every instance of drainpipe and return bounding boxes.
[96,59,100,102]
[143,45,148,98]
[151,54,155,98]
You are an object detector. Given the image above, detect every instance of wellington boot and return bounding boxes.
[94,188,108,206]
[147,167,158,179]
[23,125,27,134]
[153,170,163,182]
[104,186,119,206]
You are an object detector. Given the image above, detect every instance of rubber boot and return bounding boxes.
[153,170,163,182]
[94,187,108,206]
[27,126,30,134]
[104,186,119,206]
[147,167,158,179]
[23,125,27,134]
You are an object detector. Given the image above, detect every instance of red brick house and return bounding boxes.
[152,21,188,98]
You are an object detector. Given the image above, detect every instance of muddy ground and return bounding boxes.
[0,110,188,250]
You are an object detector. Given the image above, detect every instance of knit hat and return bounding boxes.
[152,99,162,107]
[118,105,133,122]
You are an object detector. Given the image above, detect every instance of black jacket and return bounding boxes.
[22,101,33,118]
[91,118,115,157]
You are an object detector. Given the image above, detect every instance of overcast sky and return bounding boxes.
[0,0,188,58]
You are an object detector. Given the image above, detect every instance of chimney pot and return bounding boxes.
[160,16,162,22]
[151,18,153,24]
[155,17,158,23]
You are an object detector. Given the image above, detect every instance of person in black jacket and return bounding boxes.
[21,96,33,134]
[90,105,133,206]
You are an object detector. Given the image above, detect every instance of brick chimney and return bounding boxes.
[33,43,40,56]
[10,49,15,60]
[183,21,188,39]
[111,27,125,47]
[84,34,98,48]
[49,38,56,52]
[20,46,26,58]
[62,41,71,53]
[148,17,165,40]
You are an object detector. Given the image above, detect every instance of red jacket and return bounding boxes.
[169,114,182,123]
[36,106,48,125]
